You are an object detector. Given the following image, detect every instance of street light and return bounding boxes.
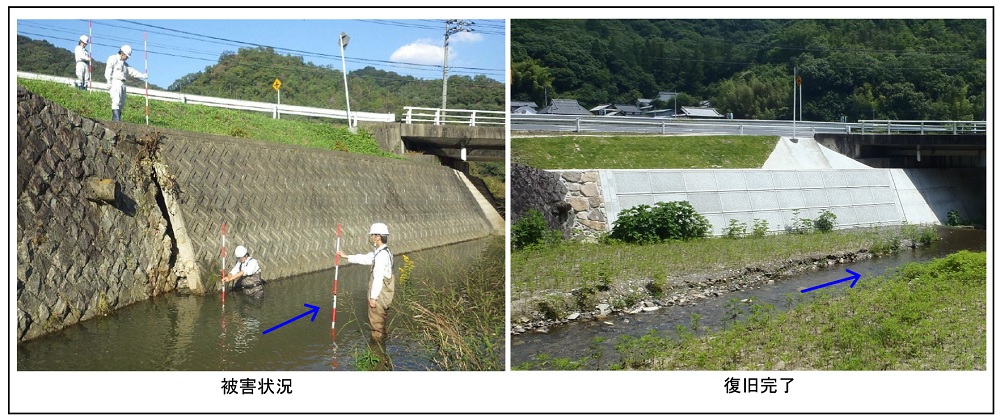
[339,31,354,132]
[442,20,473,115]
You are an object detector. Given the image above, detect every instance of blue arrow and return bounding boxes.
[800,269,862,293]
[262,303,321,335]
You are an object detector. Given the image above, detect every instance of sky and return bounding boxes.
[15,11,506,89]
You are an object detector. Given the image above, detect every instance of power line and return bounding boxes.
[20,20,503,78]
[112,19,504,75]
[17,30,503,86]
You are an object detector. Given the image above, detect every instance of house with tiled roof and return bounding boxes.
[510,101,538,114]
[537,99,591,115]
[676,106,724,119]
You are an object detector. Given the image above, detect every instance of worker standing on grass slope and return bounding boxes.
[337,223,395,343]
[74,35,91,90]
[104,44,147,121]
[223,245,265,298]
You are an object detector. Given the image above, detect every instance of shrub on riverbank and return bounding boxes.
[608,201,712,243]
[611,250,986,370]
[398,235,505,371]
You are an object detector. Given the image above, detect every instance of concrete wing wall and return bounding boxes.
[591,168,983,236]
[600,169,908,236]
[157,130,496,291]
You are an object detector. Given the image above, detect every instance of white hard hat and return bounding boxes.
[120,45,132,57]
[80,35,89,44]
[235,245,248,258]
[368,223,389,236]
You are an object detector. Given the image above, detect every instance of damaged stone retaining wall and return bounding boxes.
[16,87,497,343]
[510,163,574,238]
[16,87,177,342]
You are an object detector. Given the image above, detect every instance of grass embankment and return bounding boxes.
[511,225,937,322]
[20,78,507,206]
[610,250,987,371]
[395,236,506,371]
[19,78,394,158]
[511,134,778,169]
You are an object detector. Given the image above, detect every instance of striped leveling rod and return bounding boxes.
[143,32,149,126]
[221,222,227,306]
[87,20,92,91]
[332,223,342,332]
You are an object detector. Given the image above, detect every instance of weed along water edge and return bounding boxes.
[17,237,503,371]
[511,226,986,370]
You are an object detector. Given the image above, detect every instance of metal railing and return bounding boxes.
[855,120,987,135]
[403,106,505,126]
[18,71,395,123]
[512,114,987,137]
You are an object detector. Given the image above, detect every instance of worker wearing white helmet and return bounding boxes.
[74,35,91,90]
[104,44,147,121]
[336,222,395,342]
[222,245,265,297]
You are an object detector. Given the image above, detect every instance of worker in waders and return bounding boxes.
[104,44,147,121]
[223,245,265,298]
[337,223,395,342]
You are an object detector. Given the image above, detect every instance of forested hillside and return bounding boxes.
[18,37,503,117]
[511,20,985,122]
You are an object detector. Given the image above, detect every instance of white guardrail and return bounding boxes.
[18,71,395,123]
[402,106,505,126]
[856,120,986,135]
[511,114,986,136]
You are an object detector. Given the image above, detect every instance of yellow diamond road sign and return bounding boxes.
[272,78,282,91]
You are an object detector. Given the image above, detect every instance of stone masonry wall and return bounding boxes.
[552,170,607,242]
[17,87,177,342]
[156,128,496,292]
[510,163,573,238]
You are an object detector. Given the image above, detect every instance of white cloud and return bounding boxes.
[389,39,444,66]
[389,31,481,66]
[450,31,483,44]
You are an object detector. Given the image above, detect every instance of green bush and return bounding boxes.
[513,209,558,250]
[723,219,747,239]
[814,209,837,233]
[751,218,769,238]
[610,201,712,244]
[790,209,813,234]
[947,209,962,226]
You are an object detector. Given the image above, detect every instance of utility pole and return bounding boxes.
[792,66,798,140]
[442,19,473,116]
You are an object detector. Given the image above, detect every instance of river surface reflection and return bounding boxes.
[18,238,492,371]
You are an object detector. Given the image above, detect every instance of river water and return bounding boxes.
[511,227,986,369]
[17,238,493,371]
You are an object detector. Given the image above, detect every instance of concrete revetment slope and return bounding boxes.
[156,129,497,292]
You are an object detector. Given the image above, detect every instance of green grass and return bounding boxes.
[611,251,987,370]
[18,78,394,159]
[397,235,506,371]
[513,225,928,297]
[511,134,778,169]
